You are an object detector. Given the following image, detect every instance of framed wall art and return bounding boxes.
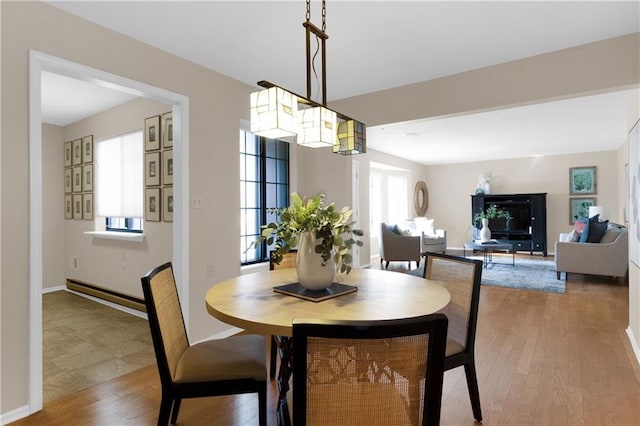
[145,188,161,222]
[629,118,640,267]
[64,141,72,167]
[72,166,83,193]
[83,164,93,192]
[72,138,82,165]
[64,194,73,219]
[569,166,597,195]
[569,197,596,224]
[145,152,161,186]
[145,115,161,151]
[163,187,173,222]
[73,194,83,220]
[82,135,93,163]
[64,168,72,193]
[162,149,173,186]
[162,111,173,148]
[83,193,94,220]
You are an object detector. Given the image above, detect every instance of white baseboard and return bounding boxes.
[0,405,30,425]
[626,326,640,367]
[42,285,65,294]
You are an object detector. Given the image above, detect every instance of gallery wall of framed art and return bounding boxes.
[63,134,93,220]
[145,112,173,222]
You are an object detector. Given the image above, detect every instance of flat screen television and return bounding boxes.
[486,200,531,234]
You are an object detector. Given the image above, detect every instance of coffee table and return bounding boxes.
[463,240,515,268]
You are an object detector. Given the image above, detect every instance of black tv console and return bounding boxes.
[471,193,547,256]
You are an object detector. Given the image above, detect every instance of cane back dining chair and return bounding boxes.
[292,315,449,426]
[423,252,483,422]
[141,262,267,425]
[269,250,297,379]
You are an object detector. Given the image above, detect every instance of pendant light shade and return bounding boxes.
[297,106,337,148]
[250,87,298,139]
[334,119,366,155]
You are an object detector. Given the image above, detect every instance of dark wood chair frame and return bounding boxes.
[269,250,297,380]
[141,262,267,426]
[423,252,484,422]
[291,315,449,426]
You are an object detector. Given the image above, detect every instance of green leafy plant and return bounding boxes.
[473,204,511,228]
[253,193,364,274]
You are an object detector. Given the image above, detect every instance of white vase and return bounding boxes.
[479,218,491,242]
[296,232,336,290]
[483,182,491,194]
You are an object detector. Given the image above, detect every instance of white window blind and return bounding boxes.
[96,131,143,218]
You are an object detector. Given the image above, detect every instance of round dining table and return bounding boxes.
[205,267,450,426]
[205,268,450,336]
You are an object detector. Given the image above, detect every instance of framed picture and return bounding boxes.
[82,135,93,163]
[145,152,161,186]
[162,149,173,186]
[163,187,173,222]
[72,166,83,193]
[569,166,597,195]
[64,168,72,193]
[64,194,73,219]
[82,164,93,192]
[83,193,93,220]
[64,141,72,167]
[569,197,596,224]
[72,138,82,165]
[73,194,83,220]
[145,115,161,151]
[145,188,161,222]
[162,111,173,148]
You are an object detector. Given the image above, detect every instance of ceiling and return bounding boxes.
[44,1,639,164]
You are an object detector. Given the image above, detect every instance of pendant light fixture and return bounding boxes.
[249,0,366,154]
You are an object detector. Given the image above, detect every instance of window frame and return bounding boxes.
[240,130,290,266]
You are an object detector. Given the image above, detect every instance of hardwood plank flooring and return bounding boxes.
[12,255,640,425]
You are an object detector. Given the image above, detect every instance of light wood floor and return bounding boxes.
[12,255,640,425]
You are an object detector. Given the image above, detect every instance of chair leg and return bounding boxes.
[170,397,182,425]
[258,382,268,426]
[157,393,173,426]
[385,261,389,269]
[270,335,278,379]
[463,362,483,422]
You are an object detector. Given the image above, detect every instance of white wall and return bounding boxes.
[60,98,172,297]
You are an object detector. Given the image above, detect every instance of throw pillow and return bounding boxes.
[573,215,591,233]
[586,220,608,243]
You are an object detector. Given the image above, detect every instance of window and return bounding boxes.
[240,129,289,265]
[96,131,144,232]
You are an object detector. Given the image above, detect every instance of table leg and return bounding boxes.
[275,336,293,426]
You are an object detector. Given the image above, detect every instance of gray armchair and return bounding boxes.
[379,222,421,269]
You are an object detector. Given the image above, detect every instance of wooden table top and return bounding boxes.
[205,268,451,337]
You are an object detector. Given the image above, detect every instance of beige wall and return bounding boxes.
[60,98,172,297]
[331,33,640,126]
[42,124,65,289]
[425,150,620,251]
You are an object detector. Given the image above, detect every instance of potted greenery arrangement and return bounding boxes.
[253,192,364,290]
[473,204,511,242]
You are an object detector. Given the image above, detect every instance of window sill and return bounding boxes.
[84,231,145,242]
[240,262,269,275]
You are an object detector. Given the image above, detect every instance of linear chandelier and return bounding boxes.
[250,0,366,155]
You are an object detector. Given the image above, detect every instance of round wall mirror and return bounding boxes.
[414,181,429,216]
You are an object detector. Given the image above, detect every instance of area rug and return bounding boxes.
[410,255,565,294]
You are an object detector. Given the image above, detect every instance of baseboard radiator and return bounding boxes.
[66,279,146,313]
